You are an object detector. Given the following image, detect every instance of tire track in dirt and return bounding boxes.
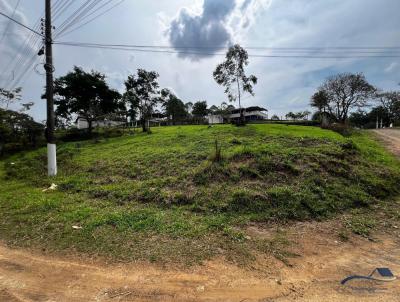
[1,221,400,301]
[372,128,400,157]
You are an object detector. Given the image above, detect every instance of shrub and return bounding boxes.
[323,123,353,137]
[211,139,223,162]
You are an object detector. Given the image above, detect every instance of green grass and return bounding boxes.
[1,124,399,264]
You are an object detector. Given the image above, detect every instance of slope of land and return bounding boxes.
[1,124,400,263]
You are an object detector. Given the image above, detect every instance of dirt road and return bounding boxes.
[372,128,400,157]
[1,221,400,302]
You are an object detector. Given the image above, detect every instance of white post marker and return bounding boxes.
[47,143,57,176]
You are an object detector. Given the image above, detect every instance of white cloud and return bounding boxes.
[165,0,272,59]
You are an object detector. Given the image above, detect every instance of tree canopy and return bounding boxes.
[285,111,311,121]
[124,69,160,132]
[0,108,44,156]
[0,87,22,110]
[315,73,376,123]
[192,101,208,117]
[213,44,257,123]
[54,66,122,133]
[161,89,188,125]
[376,91,400,125]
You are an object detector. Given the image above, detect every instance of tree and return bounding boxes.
[285,112,296,120]
[0,108,44,156]
[213,44,257,124]
[317,73,376,123]
[124,69,160,132]
[271,114,280,120]
[161,89,188,125]
[376,91,400,125]
[310,90,329,115]
[54,66,122,134]
[211,102,235,119]
[20,102,35,112]
[285,111,310,121]
[192,101,208,117]
[0,87,22,109]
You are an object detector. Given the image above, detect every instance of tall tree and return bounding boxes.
[317,73,376,123]
[161,89,188,125]
[376,91,400,125]
[310,90,329,114]
[124,69,160,132]
[192,101,208,117]
[213,44,257,124]
[54,67,122,134]
[0,87,22,109]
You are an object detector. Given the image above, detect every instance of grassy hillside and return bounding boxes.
[1,124,400,264]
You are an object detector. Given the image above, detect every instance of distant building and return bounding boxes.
[149,113,168,123]
[208,114,224,124]
[207,106,268,124]
[74,116,124,129]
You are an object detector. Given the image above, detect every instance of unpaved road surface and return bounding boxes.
[1,222,400,302]
[372,128,400,156]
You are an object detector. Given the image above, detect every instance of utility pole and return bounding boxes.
[45,0,57,176]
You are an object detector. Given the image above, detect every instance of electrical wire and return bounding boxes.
[54,0,99,36]
[53,0,75,21]
[54,41,400,51]
[0,0,22,45]
[2,13,44,89]
[0,11,43,37]
[53,41,400,59]
[56,0,126,38]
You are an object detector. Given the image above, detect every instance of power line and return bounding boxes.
[55,0,126,38]
[2,18,43,88]
[54,41,400,51]
[0,0,22,45]
[54,41,400,54]
[54,0,99,36]
[53,42,400,59]
[53,0,75,22]
[0,11,43,37]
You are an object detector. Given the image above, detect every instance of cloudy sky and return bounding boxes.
[1,0,399,122]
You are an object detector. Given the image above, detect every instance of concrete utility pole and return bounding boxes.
[45,0,57,176]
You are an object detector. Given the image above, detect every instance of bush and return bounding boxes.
[58,128,96,142]
[323,123,353,137]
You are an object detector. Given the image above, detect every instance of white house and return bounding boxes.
[74,117,124,129]
[207,114,224,124]
[207,106,268,124]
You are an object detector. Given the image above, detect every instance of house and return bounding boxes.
[149,113,168,123]
[208,114,224,124]
[74,116,124,129]
[207,106,268,124]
